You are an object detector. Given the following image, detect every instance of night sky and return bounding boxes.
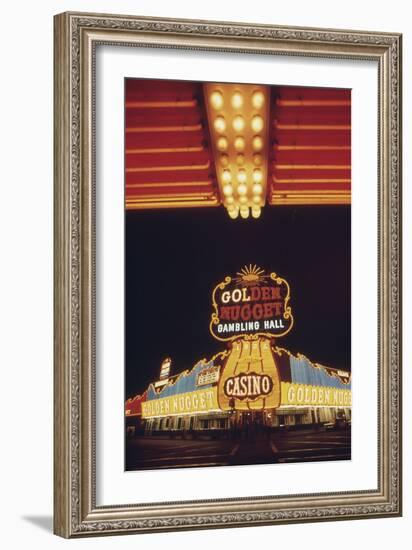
[125,205,351,399]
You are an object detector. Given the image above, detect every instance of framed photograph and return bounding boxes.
[53,12,402,537]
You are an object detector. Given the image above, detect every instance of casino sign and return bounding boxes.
[224,372,274,400]
[210,265,293,342]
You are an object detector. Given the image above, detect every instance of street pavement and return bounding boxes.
[125,428,351,470]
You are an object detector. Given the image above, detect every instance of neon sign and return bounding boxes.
[210,265,293,341]
[223,372,274,400]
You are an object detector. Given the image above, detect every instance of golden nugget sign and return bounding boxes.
[142,388,218,418]
[281,382,352,407]
[210,265,293,341]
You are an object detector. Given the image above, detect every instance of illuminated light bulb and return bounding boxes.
[228,208,239,219]
[227,204,236,212]
[210,90,223,109]
[234,136,245,152]
[237,182,247,196]
[217,136,228,151]
[240,206,250,219]
[253,153,263,166]
[252,135,263,151]
[251,115,264,133]
[253,183,263,195]
[225,196,234,205]
[253,195,262,205]
[231,91,243,109]
[222,169,232,184]
[237,169,247,184]
[236,154,245,166]
[220,154,229,167]
[252,169,263,183]
[232,115,245,132]
[252,90,265,109]
[239,195,248,204]
[222,183,233,197]
[214,116,226,133]
[252,206,261,219]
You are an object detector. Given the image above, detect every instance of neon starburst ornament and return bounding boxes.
[233,264,267,286]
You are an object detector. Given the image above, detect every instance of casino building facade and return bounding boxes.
[125,343,351,437]
[124,79,352,439]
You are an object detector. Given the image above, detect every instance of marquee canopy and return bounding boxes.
[125,80,351,212]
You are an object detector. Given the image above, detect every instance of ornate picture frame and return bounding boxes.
[53,11,402,537]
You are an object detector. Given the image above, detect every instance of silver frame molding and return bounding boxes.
[53,11,402,538]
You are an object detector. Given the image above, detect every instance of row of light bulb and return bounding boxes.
[210,90,265,111]
[211,90,265,155]
[222,169,263,219]
[216,134,264,153]
[221,153,263,218]
[206,86,267,219]
[213,114,264,135]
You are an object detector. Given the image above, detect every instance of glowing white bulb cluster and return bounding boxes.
[206,84,269,220]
